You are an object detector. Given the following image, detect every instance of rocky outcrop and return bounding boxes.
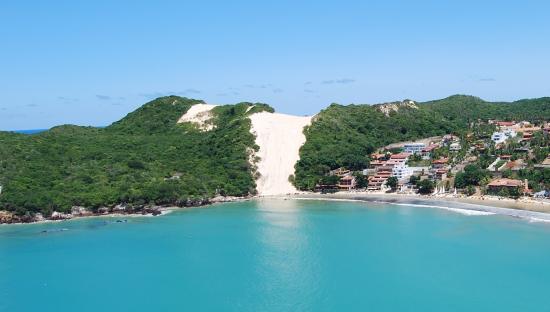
[71,206,92,217]
[375,99,418,116]
[0,196,245,224]
[50,211,73,220]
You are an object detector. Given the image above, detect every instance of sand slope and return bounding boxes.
[250,112,312,195]
[177,104,217,130]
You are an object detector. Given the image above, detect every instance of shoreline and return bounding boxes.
[5,192,550,226]
[283,192,550,222]
[0,196,248,225]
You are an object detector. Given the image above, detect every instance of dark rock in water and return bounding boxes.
[41,228,69,234]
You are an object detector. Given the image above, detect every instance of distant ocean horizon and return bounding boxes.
[8,127,105,134]
[10,129,48,134]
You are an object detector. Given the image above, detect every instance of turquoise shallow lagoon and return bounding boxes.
[2,199,550,311]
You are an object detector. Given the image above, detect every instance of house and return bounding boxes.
[442,134,459,144]
[516,126,541,142]
[495,121,515,128]
[330,167,350,177]
[487,178,528,194]
[430,158,449,180]
[369,160,387,170]
[370,153,386,160]
[431,157,449,168]
[403,143,426,154]
[338,175,356,190]
[449,142,461,152]
[474,142,486,152]
[389,152,411,163]
[421,144,438,159]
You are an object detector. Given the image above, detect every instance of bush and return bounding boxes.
[386,176,398,190]
[417,179,435,195]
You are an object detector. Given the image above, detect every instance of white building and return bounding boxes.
[403,143,426,154]
[392,163,413,182]
[449,142,461,151]
[491,129,517,144]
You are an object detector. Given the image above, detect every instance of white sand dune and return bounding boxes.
[177,103,217,130]
[250,112,312,196]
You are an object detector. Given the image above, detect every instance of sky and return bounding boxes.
[1,0,550,130]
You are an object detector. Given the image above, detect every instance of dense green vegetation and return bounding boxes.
[295,95,550,190]
[454,165,490,189]
[0,96,272,216]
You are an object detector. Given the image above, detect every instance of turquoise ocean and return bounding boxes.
[1,199,550,311]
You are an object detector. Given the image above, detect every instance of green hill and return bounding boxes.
[294,95,550,190]
[0,96,272,217]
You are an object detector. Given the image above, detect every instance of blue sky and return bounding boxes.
[1,0,549,130]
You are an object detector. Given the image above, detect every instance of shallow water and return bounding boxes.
[1,199,550,311]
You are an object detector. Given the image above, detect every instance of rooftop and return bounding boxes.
[390,152,412,159]
[487,178,523,187]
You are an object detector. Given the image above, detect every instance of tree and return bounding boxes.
[386,176,398,190]
[319,175,340,186]
[466,185,476,196]
[353,172,368,189]
[454,164,489,188]
[417,179,435,195]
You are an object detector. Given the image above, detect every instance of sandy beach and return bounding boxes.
[285,191,550,222]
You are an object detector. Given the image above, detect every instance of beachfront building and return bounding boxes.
[338,175,356,190]
[367,166,392,191]
[403,143,426,154]
[366,152,414,190]
[392,163,413,182]
[487,178,528,195]
[430,158,449,180]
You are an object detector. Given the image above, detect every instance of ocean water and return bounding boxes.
[1,199,550,312]
[10,129,47,134]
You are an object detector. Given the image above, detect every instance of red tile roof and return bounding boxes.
[422,144,438,152]
[496,121,515,127]
[487,178,523,187]
[432,158,449,165]
[390,152,411,159]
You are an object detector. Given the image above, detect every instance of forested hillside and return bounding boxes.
[0,96,272,216]
[294,95,550,190]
